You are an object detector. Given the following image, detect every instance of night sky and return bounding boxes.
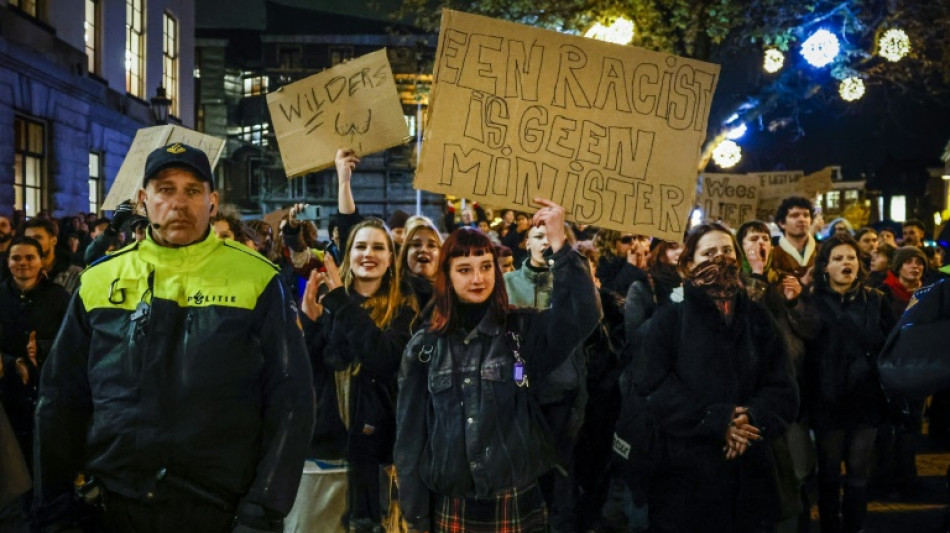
[198,0,950,187]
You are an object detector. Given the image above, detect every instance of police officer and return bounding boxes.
[33,143,314,532]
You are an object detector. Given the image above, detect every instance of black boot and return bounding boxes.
[818,483,841,533]
[841,486,868,533]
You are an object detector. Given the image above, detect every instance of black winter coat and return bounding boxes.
[631,285,799,526]
[803,284,895,430]
[304,287,416,462]
[0,277,70,467]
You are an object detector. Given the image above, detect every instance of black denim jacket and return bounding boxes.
[394,245,600,531]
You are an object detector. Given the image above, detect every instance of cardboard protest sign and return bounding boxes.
[752,168,832,220]
[697,173,759,228]
[262,208,289,237]
[414,9,720,241]
[267,49,410,177]
[103,125,226,210]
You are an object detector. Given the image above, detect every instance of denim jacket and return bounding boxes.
[394,245,600,531]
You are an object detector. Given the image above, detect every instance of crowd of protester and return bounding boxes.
[2,145,950,533]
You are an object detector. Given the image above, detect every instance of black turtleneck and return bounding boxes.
[524,261,548,274]
[456,301,490,332]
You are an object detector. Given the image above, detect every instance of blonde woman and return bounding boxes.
[294,149,418,532]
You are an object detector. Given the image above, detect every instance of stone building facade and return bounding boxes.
[0,0,195,218]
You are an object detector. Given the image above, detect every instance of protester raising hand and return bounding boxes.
[530,197,566,252]
[301,270,325,322]
[336,148,360,215]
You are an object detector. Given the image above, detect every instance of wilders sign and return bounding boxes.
[414,9,720,241]
[267,49,410,177]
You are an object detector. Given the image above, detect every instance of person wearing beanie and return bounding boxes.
[387,209,410,251]
[867,242,896,289]
[882,245,927,321]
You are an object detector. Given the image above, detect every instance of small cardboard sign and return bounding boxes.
[752,168,833,221]
[103,125,226,210]
[267,48,410,177]
[697,173,759,228]
[413,9,721,241]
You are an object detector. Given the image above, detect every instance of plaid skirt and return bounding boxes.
[433,483,548,533]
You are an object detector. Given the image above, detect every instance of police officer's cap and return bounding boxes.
[143,143,215,191]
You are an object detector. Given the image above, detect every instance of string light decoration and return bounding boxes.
[763,49,785,73]
[838,76,866,101]
[878,28,910,62]
[800,29,840,67]
[712,140,742,168]
[725,123,748,140]
[584,17,635,45]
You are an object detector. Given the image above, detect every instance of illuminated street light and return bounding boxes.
[712,140,742,168]
[763,49,784,73]
[584,17,635,45]
[878,28,910,62]
[801,29,840,67]
[838,77,866,101]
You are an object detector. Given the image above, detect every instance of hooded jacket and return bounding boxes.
[34,231,314,524]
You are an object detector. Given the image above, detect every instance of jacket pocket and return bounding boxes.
[481,360,508,382]
[428,373,452,394]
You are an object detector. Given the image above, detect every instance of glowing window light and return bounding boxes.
[891,195,906,222]
[712,140,742,169]
[725,123,747,140]
[878,28,910,62]
[689,208,703,229]
[800,29,839,67]
[584,17,635,45]
[838,77,865,101]
[763,49,784,73]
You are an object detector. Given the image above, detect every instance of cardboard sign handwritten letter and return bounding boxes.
[267,49,410,177]
[414,9,720,240]
[103,125,225,210]
[697,173,759,228]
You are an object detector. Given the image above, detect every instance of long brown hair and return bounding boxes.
[339,218,417,329]
[677,222,739,278]
[429,228,508,334]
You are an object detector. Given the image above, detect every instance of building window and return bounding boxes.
[126,0,145,97]
[825,190,841,210]
[89,152,104,214]
[84,0,101,74]
[13,116,46,217]
[224,72,242,99]
[890,196,906,222]
[278,46,302,70]
[241,123,270,146]
[243,74,269,97]
[844,190,859,202]
[162,12,179,116]
[329,45,354,66]
[10,0,41,19]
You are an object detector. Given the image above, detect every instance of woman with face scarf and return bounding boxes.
[628,223,798,532]
[803,235,894,533]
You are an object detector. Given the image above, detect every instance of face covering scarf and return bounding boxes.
[687,255,741,322]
